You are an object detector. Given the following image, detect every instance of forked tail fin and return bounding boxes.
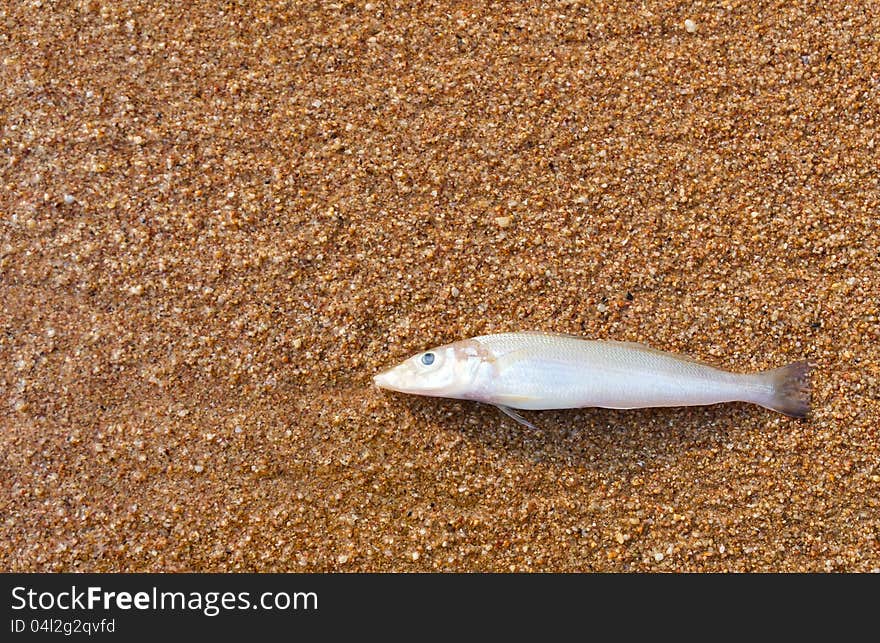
[757,361,812,418]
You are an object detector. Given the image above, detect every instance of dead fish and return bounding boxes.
[373,332,812,427]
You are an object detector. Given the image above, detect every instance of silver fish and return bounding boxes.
[373,332,812,427]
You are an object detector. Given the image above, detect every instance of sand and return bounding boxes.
[1,1,878,572]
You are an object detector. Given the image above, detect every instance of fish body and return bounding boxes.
[373,332,811,425]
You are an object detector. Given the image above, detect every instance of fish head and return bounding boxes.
[373,339,491,399]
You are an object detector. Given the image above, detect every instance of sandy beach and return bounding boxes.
[1,1,878,571]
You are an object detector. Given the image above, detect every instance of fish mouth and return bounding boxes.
[372,369,397,391]
[373,367,418,394]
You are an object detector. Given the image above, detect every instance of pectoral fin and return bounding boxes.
[495,405,537,429]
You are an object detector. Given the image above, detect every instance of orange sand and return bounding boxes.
[1,1,878,571]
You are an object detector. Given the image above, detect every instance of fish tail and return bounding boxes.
[755,360,813,418]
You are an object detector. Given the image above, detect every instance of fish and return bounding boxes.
[373,332,812,427]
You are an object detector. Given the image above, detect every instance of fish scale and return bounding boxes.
[475,333,750,411]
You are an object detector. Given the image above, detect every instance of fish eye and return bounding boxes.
[421,352,435,366]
